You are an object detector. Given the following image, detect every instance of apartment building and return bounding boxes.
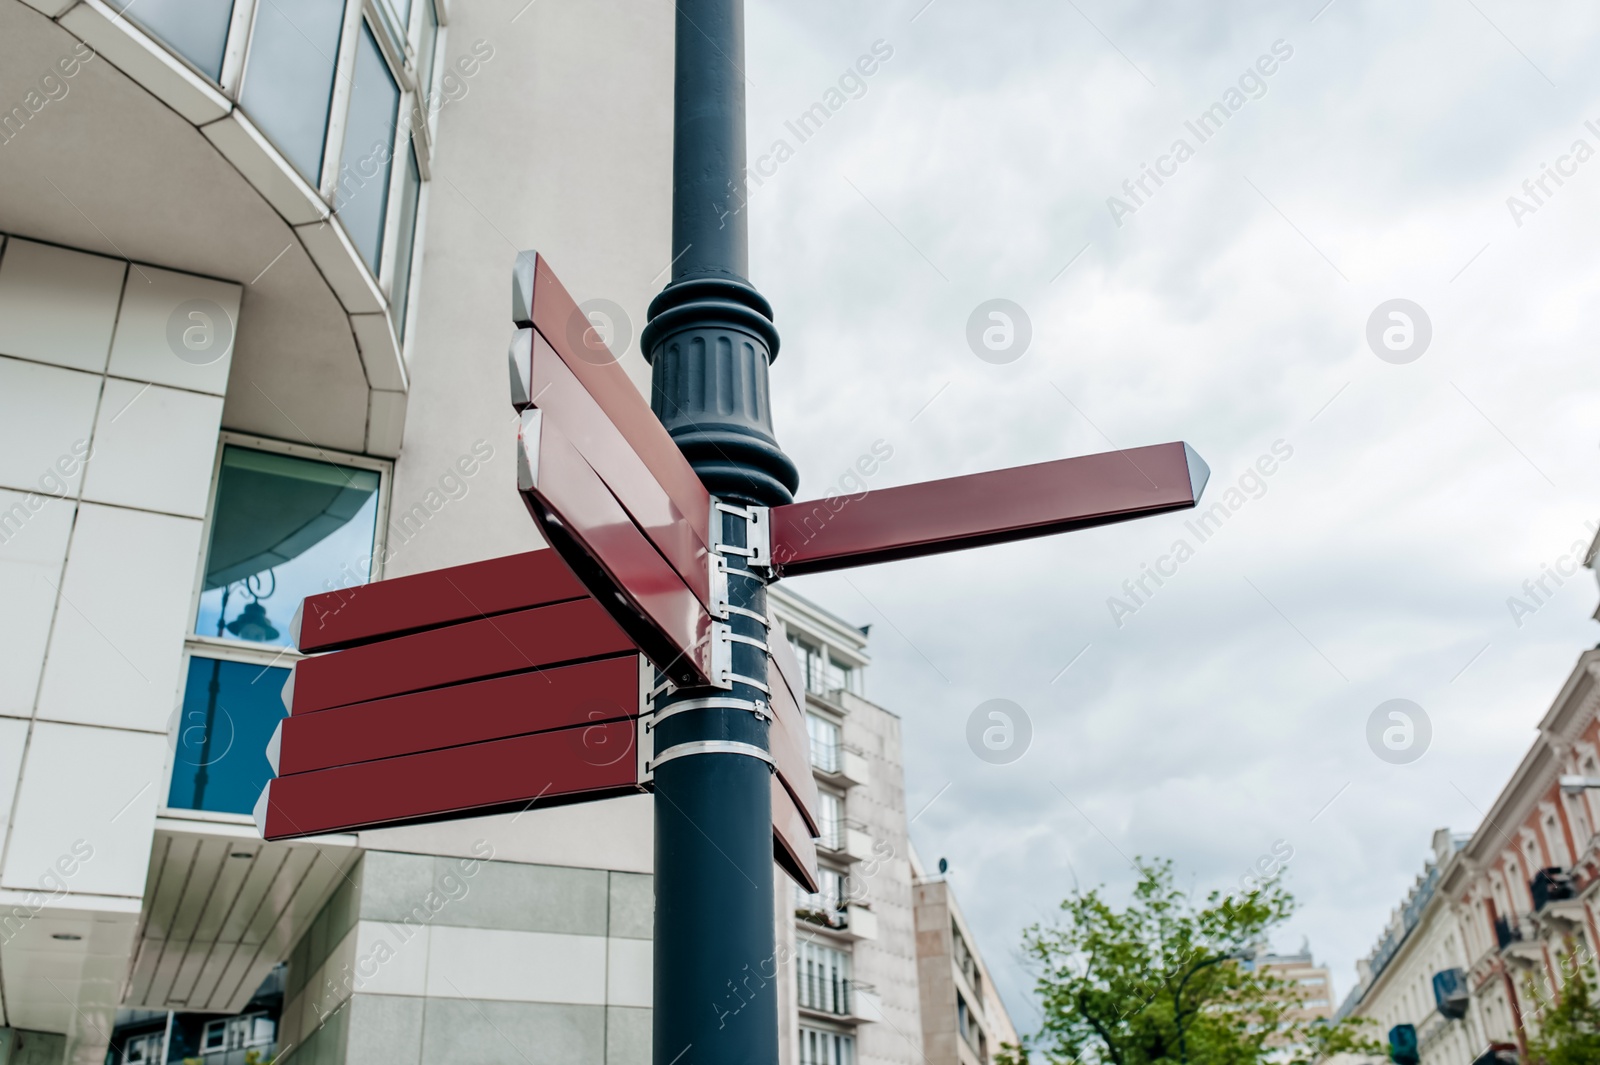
[910,854,1018,1065]
[1337,529,1600,1065]
[1255,943,1336,1023]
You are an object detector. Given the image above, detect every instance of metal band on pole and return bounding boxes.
[650,740,776,772]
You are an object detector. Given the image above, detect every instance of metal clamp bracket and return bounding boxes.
[646,696,770,731]
[649,740,774,773]
[710,624,768,692]
[710,501,771,572]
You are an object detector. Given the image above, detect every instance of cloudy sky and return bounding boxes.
[737,0,1600,1029]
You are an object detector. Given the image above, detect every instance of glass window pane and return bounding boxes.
[817,792,841,849]
[807,713,839,772]
[169,656,290,815]
[196,446,381,648]
[415,0,438,109]
[389,143,422,331]
[239,0,346,183]
[337,24,401,274]
[825,656,848,694]
[108,0,234,81]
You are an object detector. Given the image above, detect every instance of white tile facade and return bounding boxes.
[0,240,125,374]
[424,926,609,1004]
[32,502,203,732]
[0,237,236,1058]
[106,265,241,396]
[2,722,166,898]
[81,380,225,518]
[0,356,101,498]
[0,718,28,840]
[0,491,75,719]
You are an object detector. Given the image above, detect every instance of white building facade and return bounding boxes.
[0,0,674,1060]
[0,4,1018,1064]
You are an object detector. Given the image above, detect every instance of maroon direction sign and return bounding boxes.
[258,550,647,841]
[766,441,1210,576]
[259,548,823,892]
[509,252,719,690]
[258,252,1213,895]
[507,255,1209,683]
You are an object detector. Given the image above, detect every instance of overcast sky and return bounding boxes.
[740,0,1600,1029]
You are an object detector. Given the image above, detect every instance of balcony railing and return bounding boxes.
[1531,867,1575,911]
[798,974,852,1016]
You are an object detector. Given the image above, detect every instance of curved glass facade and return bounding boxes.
[238,0,345,184]
[336,25,401,274]
[109,0,234,80]
[113,0,438,338]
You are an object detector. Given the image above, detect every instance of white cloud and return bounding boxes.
[748,0,1600,1027]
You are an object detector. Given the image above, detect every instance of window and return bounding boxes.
[337,25,402,273]
[201,1014,275,1054]
[108,0,234,80]
[958,991,977,1048]
[798,942,851,1015]
[389,143,423,332]
[239,0,346,183]
[791,635,824,695]
[415,0,440,114]
[816,791,842,850]
[796,867,848,924]
[123,1033,164,1064]
[807,713,841,773]
[824,655,850,695]
[168,656,290,814]
[799,1028,854,1065]
[176,439,385,817]
[953,920,981,997]
[194,445,381,648]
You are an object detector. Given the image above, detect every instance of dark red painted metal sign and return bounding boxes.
[262,254,1212,896]
[260,548,822,891]
[768,441,1209,577]
[510,254,718,688]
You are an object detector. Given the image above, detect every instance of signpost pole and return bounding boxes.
[641,2,795,1063]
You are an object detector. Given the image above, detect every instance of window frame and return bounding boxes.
[815,789,844,851]
[217,0,259,94]
[163,432,392,822]
[807,711,842,773]
[798,1026,855,1065]
[185,431,394,645]
[123,1031,165,1065]
[201,1019,228,1053]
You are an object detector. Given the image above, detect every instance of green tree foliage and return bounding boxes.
[999,859,1381,1065]
[1526,953,1600,1065]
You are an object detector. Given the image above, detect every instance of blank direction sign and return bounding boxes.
[260,547,822,890]
[510,252,720,688]
[767,441,1210,576]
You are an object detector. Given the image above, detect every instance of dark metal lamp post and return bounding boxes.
[642,3,795,1064]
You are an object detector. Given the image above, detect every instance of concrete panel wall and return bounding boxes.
[282,852,652,1065]
[0,233,240,1064]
